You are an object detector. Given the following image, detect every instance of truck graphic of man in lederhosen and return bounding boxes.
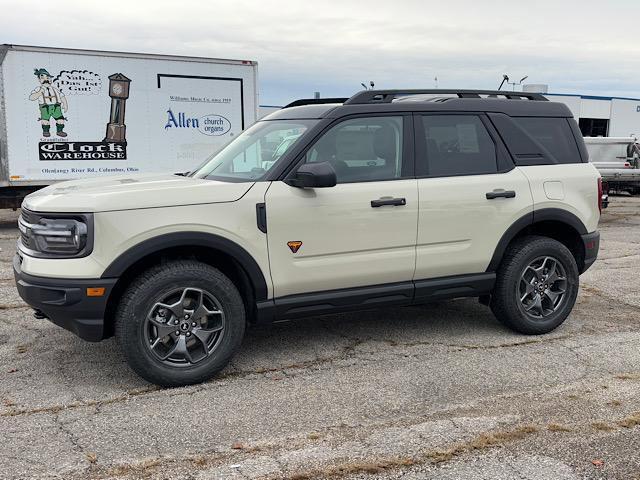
[29,68,68,138]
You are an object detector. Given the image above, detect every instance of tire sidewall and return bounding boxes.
[117,263,245,386]
[494,237,579,334]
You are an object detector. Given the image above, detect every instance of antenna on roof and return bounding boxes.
[501,73,529,91]
[498,74,509,91]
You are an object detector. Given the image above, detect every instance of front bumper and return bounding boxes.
[580,231,600,274]
[13,254,117,342]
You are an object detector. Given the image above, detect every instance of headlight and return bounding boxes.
[18,210,93,258]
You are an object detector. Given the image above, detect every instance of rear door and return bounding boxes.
[265,114,419,299]
[413,113,533,286]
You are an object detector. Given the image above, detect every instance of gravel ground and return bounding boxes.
[0,197,639,479]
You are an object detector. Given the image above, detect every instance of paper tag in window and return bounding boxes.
[457,124,479,153]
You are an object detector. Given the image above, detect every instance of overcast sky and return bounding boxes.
[3,0,639,105]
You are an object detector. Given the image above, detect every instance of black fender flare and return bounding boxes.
[101,232,269,301]
[486,208,588,272]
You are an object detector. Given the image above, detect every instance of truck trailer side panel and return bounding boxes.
[0,45,258,190]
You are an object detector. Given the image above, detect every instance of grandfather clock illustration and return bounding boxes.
[103,73,131,142]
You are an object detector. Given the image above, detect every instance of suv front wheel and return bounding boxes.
[115,260,246,387]
[490,236,579,335]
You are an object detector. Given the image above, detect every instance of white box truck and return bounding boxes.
[0,44,258,208]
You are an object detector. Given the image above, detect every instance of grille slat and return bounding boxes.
[20,209,39,225]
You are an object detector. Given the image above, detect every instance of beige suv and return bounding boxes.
[14,90,602,386]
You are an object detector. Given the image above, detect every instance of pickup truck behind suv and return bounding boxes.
[14,89,601,386]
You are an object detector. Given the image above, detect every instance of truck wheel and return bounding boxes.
[490,236,579,335]
[115,260,245,387]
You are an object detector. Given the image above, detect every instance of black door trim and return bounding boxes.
[413,273,495,302]
[273,281,414,319]
[255,272,496,323]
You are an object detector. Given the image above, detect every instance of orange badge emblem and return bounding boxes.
[287,241,303,253]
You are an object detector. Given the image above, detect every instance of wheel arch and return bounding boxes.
[101,232,269,338]
[487,208,588,274]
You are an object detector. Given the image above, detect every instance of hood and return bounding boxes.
[23,174,254,213]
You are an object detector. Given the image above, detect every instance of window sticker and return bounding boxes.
[457,124,479,153]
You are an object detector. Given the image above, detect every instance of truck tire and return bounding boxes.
[490,236,579,335]
[115,260,245,387]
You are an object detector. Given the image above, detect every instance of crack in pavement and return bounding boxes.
[265,410,640,480]
[0,386,159,417]
[6,369,640,479]
[0,304,30,311]
[0,338,365,417]
[2,325,634,419]
[0,332,581,418]
[54,412,87,458]
[580,284,640,312]
[383,333,573,351]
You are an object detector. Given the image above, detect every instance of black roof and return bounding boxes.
[264,89,573,120]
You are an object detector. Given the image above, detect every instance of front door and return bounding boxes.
[265,115,418,299]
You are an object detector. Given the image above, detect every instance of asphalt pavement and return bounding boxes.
[0,197,639,479]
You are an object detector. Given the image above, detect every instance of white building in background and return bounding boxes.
[545,93,640,137]
[524,84,640,137]
[260,88,640,138]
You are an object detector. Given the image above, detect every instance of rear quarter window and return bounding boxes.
[513,117,582,164]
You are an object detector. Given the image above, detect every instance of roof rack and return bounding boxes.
[284,97,349,108]
[344,89,548,104]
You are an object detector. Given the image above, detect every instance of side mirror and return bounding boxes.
[287,161,337,188]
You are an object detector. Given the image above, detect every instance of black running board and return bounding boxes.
[256,273,496,322]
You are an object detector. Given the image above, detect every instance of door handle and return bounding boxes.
[371,197,407,207]
[486,190,516,200]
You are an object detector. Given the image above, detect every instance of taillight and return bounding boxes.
[597,177,603,214]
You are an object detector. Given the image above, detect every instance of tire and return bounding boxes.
[115,260,245,387]
[490,235,579,335]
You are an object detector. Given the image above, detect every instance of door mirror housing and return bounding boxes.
[287,161,337,188]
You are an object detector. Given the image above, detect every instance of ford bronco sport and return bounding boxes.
[14,90,601,386]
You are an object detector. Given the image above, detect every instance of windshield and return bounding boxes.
[191,119,317,182]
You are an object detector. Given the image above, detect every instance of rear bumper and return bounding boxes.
[580,231,600,274]
[13,254,116,342]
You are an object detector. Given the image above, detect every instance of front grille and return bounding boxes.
[20,231,30,247]
[20,208,40,225]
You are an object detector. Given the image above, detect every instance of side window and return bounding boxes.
[420,115,497,177]
[514,117,581,164]
[304,116,404,183]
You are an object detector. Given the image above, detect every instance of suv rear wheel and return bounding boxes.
[115,260,245,387]
[490,236,579,335]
